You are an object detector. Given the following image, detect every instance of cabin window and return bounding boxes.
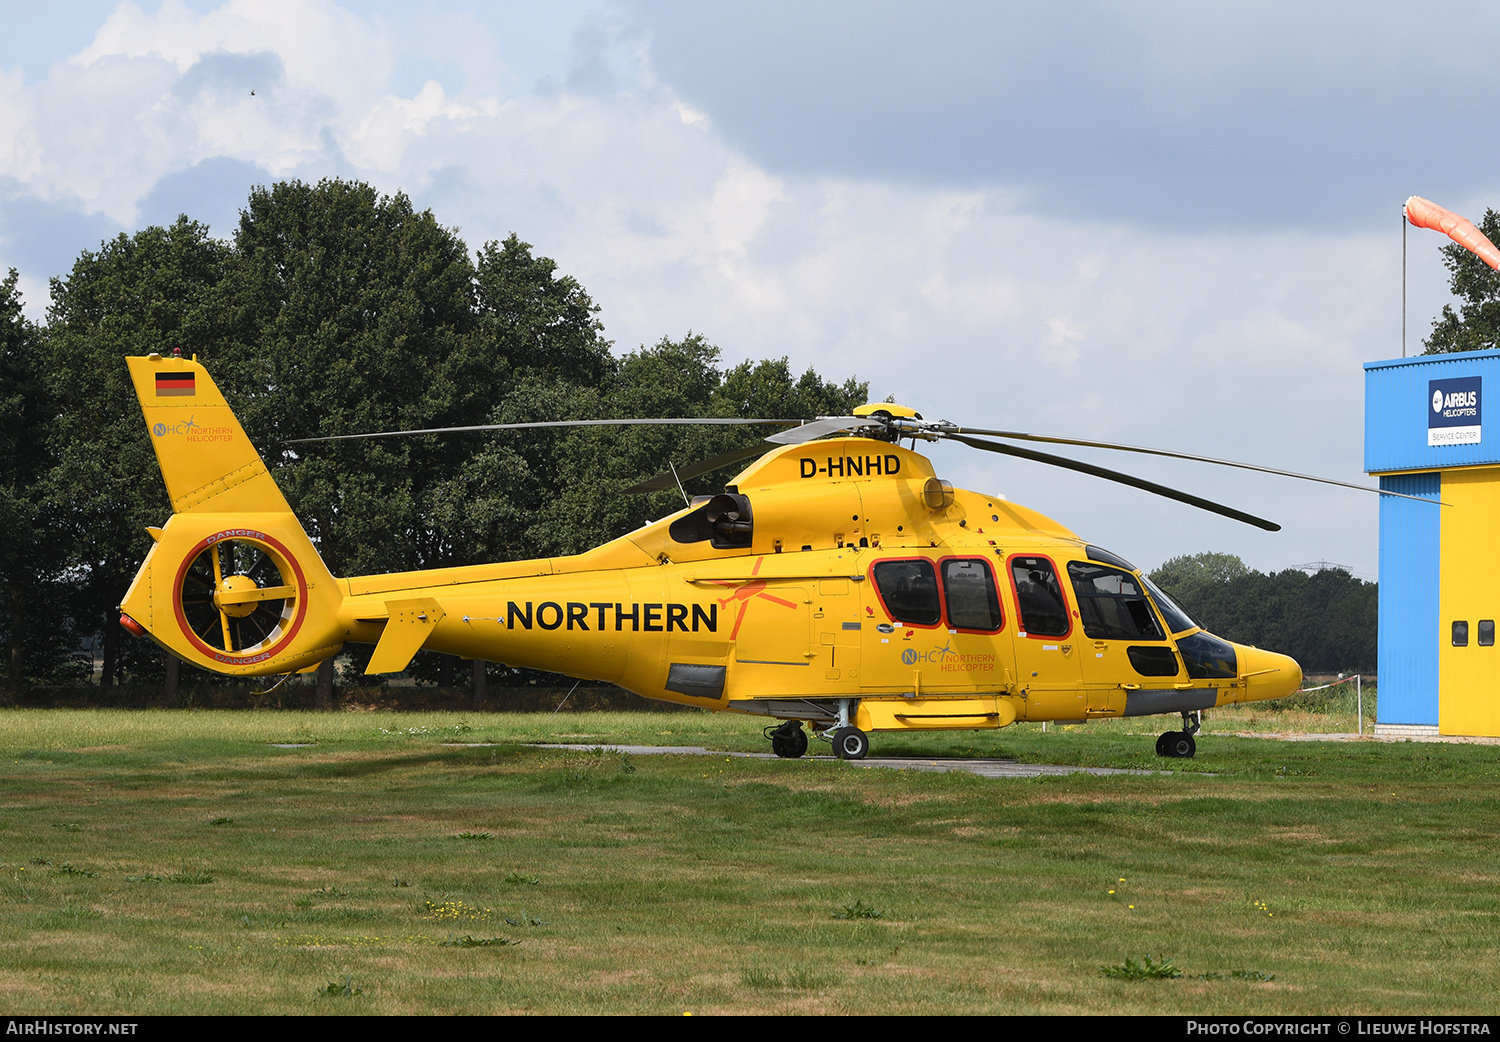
[1009,556,1070,637]
[872,560,941,626]
[1480,620,1495,647]
[1453,620,1469,647]
[1067,561,1164,641]
[942,558,1003,631]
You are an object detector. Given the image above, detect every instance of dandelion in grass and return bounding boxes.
[423,900,492,922]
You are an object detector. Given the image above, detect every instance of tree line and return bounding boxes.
[0,178,867,691]
[1,178,1385,694]
[1149,553,1376,674]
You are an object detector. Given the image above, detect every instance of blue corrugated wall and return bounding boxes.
[1377,471,1441,725]
[1365,350,1500,473]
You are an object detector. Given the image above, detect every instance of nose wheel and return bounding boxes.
[1156,710,1201,759]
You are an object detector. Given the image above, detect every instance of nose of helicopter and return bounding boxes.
[1231,642,1303,705]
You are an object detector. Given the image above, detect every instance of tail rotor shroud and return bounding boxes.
[171,531,309,665]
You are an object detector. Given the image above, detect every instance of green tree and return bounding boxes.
[225,178,480,578]
[0,270,81,688]
[45,219,235,685]
[456,333,869,562]
[1424,208,1500,354]
[1149,555,1376,673]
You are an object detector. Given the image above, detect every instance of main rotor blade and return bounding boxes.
[287,417,805,445]
[763,416,884,444]
[952,425,1440,505]
[622,417,888,494]
[622,442,774,495]
[948,433,1281,532]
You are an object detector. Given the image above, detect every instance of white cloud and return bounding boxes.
[76,0,394,106]
[0,0,1435,575]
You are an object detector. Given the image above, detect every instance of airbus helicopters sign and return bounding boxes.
[1429,377,1482,446]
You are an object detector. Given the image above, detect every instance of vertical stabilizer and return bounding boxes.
[119,354,344,676]
[126,355,292,514]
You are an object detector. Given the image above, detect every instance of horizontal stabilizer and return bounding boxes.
[365,597,447,674]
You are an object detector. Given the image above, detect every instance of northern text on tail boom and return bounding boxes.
[118,354,1321,760]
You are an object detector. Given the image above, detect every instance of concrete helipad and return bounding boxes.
[530,744,1163,778]
[1229,731,1500,745]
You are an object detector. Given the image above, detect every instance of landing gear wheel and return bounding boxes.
[832,726,869,761]
[1156,731,1196,759]
[769,722,808,759]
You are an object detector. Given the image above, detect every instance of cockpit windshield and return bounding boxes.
[1140,575,1197,634]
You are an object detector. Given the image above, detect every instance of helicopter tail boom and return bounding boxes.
[118,356,345,676]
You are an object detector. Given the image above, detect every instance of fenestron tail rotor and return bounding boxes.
[176,537,299,656]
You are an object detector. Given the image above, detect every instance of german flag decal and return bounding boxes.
[155,372,195,397]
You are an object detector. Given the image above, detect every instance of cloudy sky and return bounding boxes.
[3,0,1493,578]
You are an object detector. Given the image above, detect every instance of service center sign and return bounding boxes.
[1429,376,1482,446]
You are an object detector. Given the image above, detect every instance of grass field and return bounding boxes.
[1,705,1496,1015]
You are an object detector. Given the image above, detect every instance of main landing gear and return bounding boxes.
[1156,710,1201,759]
[763,720,871,760]
[766,720,809,759]
[766,701,870,761]
[829,726,869,760]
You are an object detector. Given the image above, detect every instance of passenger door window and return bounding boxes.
[1009,556,1071,637]
[872,559,941,627]
[941,558,1003,632]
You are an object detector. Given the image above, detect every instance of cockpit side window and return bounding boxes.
[1008,556,1071,637]
[1067,561,1165,641]
[872,559,941,626]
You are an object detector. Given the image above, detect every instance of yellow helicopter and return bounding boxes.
[117,353,1396,760]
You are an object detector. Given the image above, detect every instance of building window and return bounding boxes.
[1480,620,1495,647]
[1453,620,1469,647]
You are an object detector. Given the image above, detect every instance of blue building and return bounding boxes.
[1366,348,1500,736]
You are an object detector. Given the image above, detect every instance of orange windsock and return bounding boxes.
[1405,195,1500,270]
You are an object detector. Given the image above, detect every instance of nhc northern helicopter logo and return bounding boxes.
[903,640,999,673]
[902,640,953,666]
[151,415,234,443]
[153,415,201,437]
